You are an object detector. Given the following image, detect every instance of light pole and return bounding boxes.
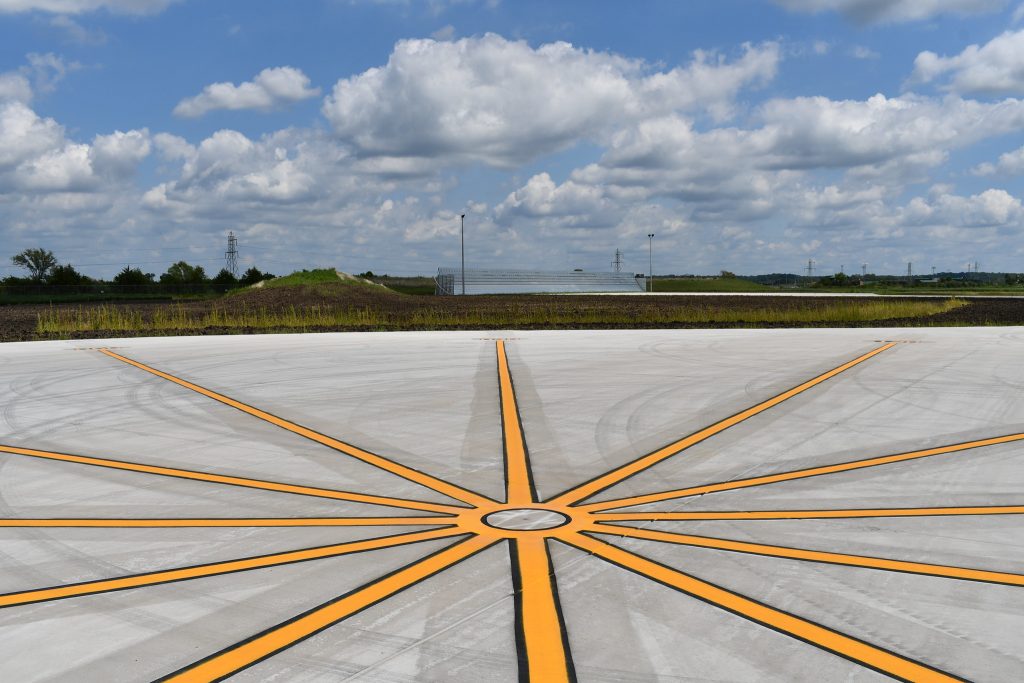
[460,213,466,295]
[647,233,655,293]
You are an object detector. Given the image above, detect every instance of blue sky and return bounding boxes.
[4,0,1024,277]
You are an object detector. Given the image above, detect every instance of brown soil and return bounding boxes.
[6,288,1024,343]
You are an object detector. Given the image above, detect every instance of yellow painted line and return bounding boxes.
[595,506,1024,521]
[565,533,964,682]
[588,524,1024,587]
[497,340,535,505]
[511,536,575,683]
[99,348,493,508]
[0,444,460,515]
[162,534,496,683]
[583,432,1024,512]
[0,527,464,608]
[0,517,454,528]
[550,343,896,507]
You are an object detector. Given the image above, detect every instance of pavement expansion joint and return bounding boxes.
[0,336,1021,682]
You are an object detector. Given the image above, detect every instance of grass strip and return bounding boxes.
[37,298,967,335]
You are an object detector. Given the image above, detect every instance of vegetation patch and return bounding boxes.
[652,275,776,293]
[34,295,967,338]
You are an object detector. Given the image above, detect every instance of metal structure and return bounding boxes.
[806,259,815,278]
[225,232,238,277]
[435,268,645,295]
[612,249,623,273]
[460,214,466,296]
[647,234,654,293]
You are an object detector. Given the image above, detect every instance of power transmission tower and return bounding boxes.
[225,231,239,277]
[861,263,867,278]
[806,259,815,278]
[612,249,623,273]
[907,262,912,286]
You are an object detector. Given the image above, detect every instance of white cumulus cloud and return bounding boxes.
[173,66,321,118]
[911,29,1024,94]
[973,144,1024,175]
[0,53,79,105]
[0,72,32,104]
[902,187,1024,227]
[0,100,149,193]
[322,34,779,168]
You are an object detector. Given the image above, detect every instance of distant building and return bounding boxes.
[435,267,646,295]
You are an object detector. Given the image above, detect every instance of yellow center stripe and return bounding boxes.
[512,537,574,682]
[595,506,1024,521]
[0,444,460,514]
[497,340,535,504]
[589,524,1024,586]
[100,348,493,508]
[584,432,1024,512]
[0,517,453,528]
[566,534,963,683]
[550,343,896,507]
[162,535,497,682]
[0,527,464,609]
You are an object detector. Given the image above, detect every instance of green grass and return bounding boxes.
[262,269,343,287]
[398,298,965,326]
[383,283,435,295]
[36,304,390,334]
[817,286,1024,296]
[366,275,436,295]
[652,277,778,293]
[36,298,966,335]
[37,305,146,333]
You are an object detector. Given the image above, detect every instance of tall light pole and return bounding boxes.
[647,233,655,293]
[460,213,466,295]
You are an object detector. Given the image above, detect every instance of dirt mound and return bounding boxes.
[221,277,403,312]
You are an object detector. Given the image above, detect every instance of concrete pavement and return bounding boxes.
[1,328,1022,681]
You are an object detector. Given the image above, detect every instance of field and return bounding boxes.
[650,277,777,292]
[3,271,1021,341]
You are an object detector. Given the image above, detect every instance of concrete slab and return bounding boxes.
[1,328,1023,681]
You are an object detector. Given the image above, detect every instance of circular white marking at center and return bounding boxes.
[483,508,570,531]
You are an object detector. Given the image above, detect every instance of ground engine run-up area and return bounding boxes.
[1,329,1023,681]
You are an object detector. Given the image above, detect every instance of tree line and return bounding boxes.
[5,247,274,297]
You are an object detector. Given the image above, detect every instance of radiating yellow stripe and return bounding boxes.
[497,340,534,505]
[595,506,1024,521]
[162,534,496,683]
[0,527,464,608]
[0,444,459,514]
[512,536,574,682]
[551,344,895,507]
[584,432,1024,512]
[566,533,963,682]
[589,524,1024,586]
[99,348,493,508]
[0,517,453,528]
